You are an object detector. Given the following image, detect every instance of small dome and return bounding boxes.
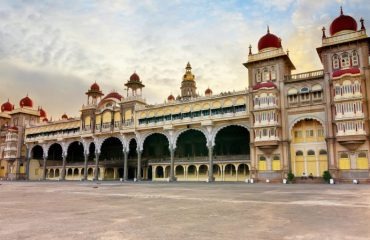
[39,107,47,118]
[167,94,175,101]
[205,88,213,95]
[330,8,357,36]
[130,72,140,82]
[20,95,33,108]
[252,82,277,90]
[42,118,49,122]
[61,113,68,120]
[102,92,123,101]
[90,82,100,91]
[258,27,282,52]
[1,100,13,112]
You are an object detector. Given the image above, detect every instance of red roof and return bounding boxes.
[332,67,360,78]
[167,94,175,101]
[130,72,140,82]
[258,28,282,51]
[90,82,100,91]
[252,82,277,90]
[39,107,46,118]
[42,118,48,122]
[20,95,33,108]
[62,113,68,119]
[330,8,357,36]
[1,100,13,112]
[9,126,18,131]
[102,92,123,101]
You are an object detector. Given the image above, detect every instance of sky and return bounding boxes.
[0,0,369,119]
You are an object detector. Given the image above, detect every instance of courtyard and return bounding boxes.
[0,181,370,240]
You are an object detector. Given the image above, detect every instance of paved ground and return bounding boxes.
[0,181,370,240]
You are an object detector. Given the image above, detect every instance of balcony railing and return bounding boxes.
[285,70,324,82]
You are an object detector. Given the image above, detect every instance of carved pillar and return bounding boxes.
[61,154,67,180]
[25,146,31,180]
[137,150,142,181]
[42,156,47,180]
[207,145,215,182]
[169,145,176,182]
[123,149,128,181]
[83,153,88,180]
[94,152,100,180]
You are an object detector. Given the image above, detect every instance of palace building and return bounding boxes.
[1,8,370,182]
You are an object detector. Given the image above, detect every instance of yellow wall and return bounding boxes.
[272,160,280,170]
[85,116,91,125]
[28,159,42,180]
[339,158,350,170]
[102,111,111,123]
[357,157,368,170]
[259,160,266,171]
[114,112,121,122]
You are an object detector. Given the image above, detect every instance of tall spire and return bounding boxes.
[267,25,270,34]
[340,6,343,15]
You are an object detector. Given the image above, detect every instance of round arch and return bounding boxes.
[66,141,84,163]
[174,129,208,159]
[173,128,208,148]
[140,132,171,151]
[289,116,326,139]
[47,143,63,161]
[211,123,250,146]
[31,145,44,159]
[142,133,170,159]
[99,137,123,161]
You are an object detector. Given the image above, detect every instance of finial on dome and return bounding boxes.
[322,27,326,38]
[360,18,365,30]
[248,44,252,55]
[267,25,270,34]
[286,49,289,56]
[340,6,343,15]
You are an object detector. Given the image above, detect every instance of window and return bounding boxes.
[300,87,309,93]
[296,151,303,156]
[294,131,302,138]
[306,130,314,137]
[358,152,366,158]
[319,150,327,155]
[340,153,348,158]
[317,129,324,137]
[335,85,341,96]
[256,69,262,82]
[333,54,340,69]
[307,150,315,156]
[263,68,270,81]
[259,156,266,161]
[352,51,359,66]
[271,67,276,80]
[341,52,350,68]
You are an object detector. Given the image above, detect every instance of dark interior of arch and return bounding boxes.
[214,125,250,155]
[142,133,170,159]
[175,129,208,158]
[47,144,63,161]
[67,141,84,162]
[32,145,43,159]
[128,139,137,159]
[99,137,123,161]
[88,143,96,161]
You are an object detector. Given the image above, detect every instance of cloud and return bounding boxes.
[0,0,369,118]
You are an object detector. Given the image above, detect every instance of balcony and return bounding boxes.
[285,70,324,82]
[322,30,367,47]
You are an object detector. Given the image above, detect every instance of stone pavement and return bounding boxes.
[0,181,370,240]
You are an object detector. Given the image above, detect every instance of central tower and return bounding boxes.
[180,62,197,99]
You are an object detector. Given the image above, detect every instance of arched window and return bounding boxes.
[296,150,303,156]
[341,52,350,68]
[333,54,340,69]
[340,153,348,158]
[319,150,327,155]
[300,87,309,93]
[263,68,270,81]
[259,156,266,161]
[256,69,262,82]
[271,66,276,80]
[351,51,359,66]
[273,155,280,160]
[307,150,315,156]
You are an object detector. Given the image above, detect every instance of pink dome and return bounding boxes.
[330,8,357,36]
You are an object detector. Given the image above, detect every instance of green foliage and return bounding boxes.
[323,170,332,183]
[287,172,295,183]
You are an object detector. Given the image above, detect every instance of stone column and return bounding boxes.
[83,153,88,180]
[61,155,67,180]
[137,150,142,181]
[42,156,47,180]
[169,146,176,182]
[25,147,30,180]
[123,149,128,181]
[207,145,215,182]
[94,152,100,181]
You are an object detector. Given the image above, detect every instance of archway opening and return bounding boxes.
[156,166,164,178]
[187,165,197,179]
[224,164,236,181]
[128,138,138,180]
[176,130,207,160]
[143,133,170,160]
[67,141,84,163]
[100,137,123,161]
[47,144,63,168]
[175,165,184,179]
[31,145,43,159]
[214,125,250,156]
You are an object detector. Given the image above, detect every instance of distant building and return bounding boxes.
[1,8,369,182]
